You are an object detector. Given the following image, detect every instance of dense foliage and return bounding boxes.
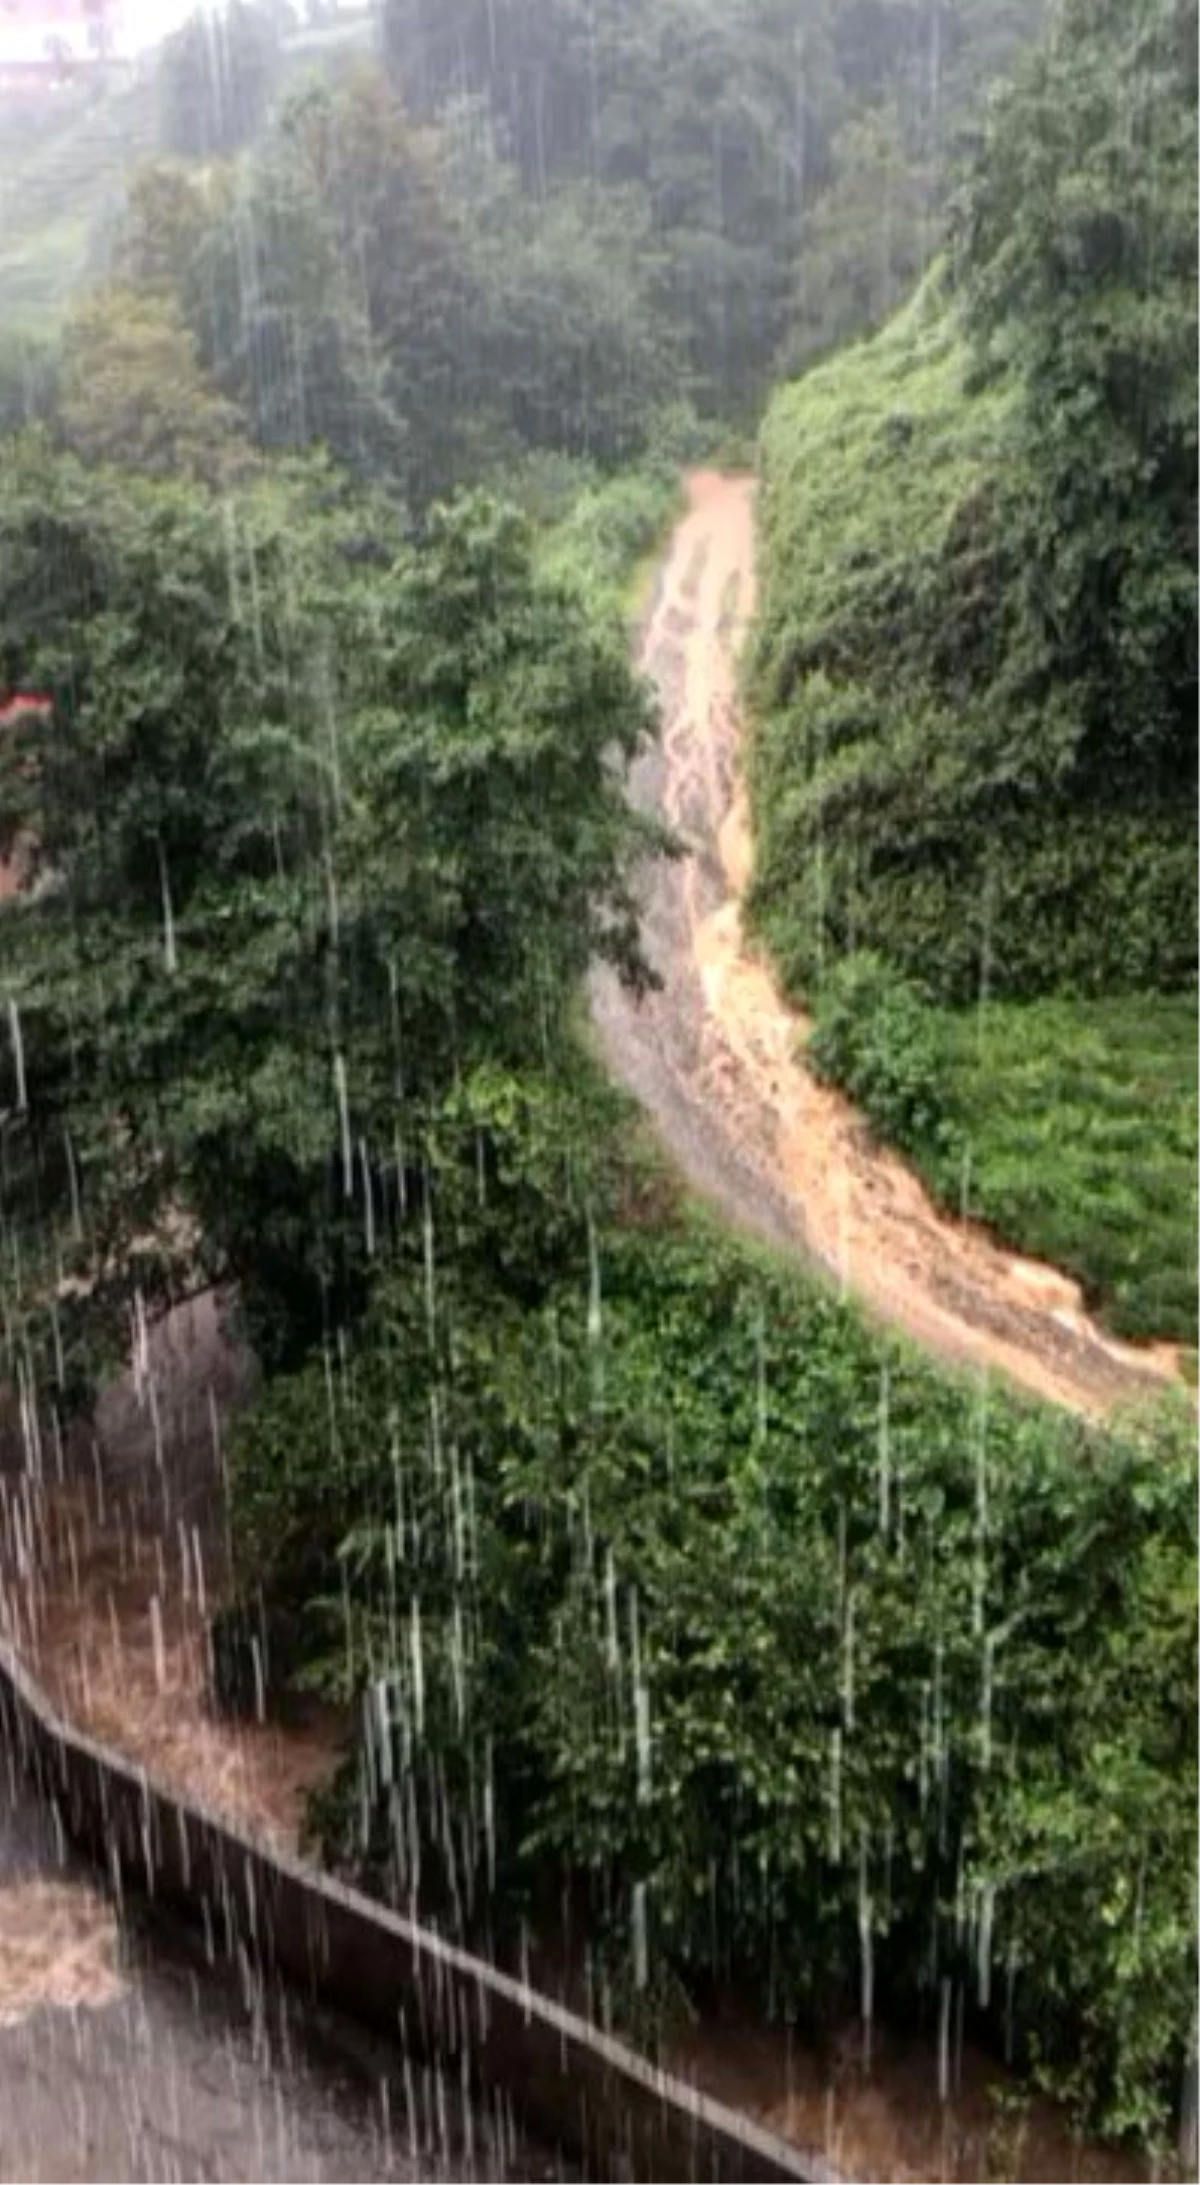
[927,994,1198,1346]
[0,442,661,1378]
[130,69,690,500]
[0,0,1050,482]
[748,0,1196,1343]
[807,951,958,1166]
[808,960,1198,1343]
[751,0,1196,1005]
[231,1197,1197,2154]
[385,0,1048,409]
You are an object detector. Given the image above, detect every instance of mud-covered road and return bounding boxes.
[0,1760,542,2183]
[592,471,1180,1416]
[0,1296,562,2185]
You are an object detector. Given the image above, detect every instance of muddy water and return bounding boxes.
[0,1299,561,2184]
[0,1757,549,2183]
[593,469,1181,1417]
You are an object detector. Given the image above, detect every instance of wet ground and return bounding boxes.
[0,1754,553,2184]
[592,470,1181,1417]
[668,2000,1155,2185]
[0,1298,566,2185]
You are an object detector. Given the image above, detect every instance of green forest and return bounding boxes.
[0,0,1195,2169]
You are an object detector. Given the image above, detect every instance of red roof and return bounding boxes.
[0,693,52,725]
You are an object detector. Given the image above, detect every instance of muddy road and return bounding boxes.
[0,1759,541,2184]
[592,471,1180,1417]
[0,1297,561,2185]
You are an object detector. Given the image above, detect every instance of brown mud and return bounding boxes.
[0,1290,344,2050]
[0,1877,123,2028]
[0,1298,544,2183]
[670,2010,1152,2185]
[592,470,1183,1418]
[0,1294,342,1860]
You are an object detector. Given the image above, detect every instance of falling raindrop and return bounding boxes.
[334,1049,353,1197]
[6,995,27,1110]
[157,839,178,975]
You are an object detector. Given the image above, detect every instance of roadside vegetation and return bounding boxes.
[231,1167,1197,2159]
[751,0,1197,1348]
[807,961,1197,1344]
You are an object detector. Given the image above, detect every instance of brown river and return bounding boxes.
[0,1295,559,2184]
[592,471,1182,1418]
[0,1764,541,2183]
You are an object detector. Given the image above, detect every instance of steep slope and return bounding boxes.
[0,76,158,328]
[744,0,1196,1348]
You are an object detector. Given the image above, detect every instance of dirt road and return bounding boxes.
[592,471,1180,1416]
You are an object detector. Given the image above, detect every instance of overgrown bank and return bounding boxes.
[230,1102,1198,2161]
[748,0,1197,1345]
[806,959,1197,1345]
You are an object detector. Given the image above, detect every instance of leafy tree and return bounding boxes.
[466,171,680,463]
[114,160,216,302]
[957,0,1198,796]
[58,287,255,485]
[781,104,936,373]
[189,139,412,481]
[0,445,661,1372]
[270,71,484,495]
[158,0,286,160]
[113,68,681,494]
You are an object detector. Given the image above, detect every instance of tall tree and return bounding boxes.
[58,288,255,485]
[959,0,1198,793]
[158,0,287,160]
[0,449,661,1372]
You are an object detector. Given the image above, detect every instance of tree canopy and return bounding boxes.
[383,0,1048,403]
[0,445,661,1374]
[749,0,1197,1008]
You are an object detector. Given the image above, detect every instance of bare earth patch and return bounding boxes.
[671,2011,1149,2185]
[0,1879,123,2027]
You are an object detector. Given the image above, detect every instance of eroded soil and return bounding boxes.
[592,470,1183,1417]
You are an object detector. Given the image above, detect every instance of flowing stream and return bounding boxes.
[0,1760,554,2184]
[592,470,1181,1417]
[0,1296,562,2185]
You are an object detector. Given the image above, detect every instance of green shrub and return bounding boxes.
[933,995,1198,1344]
[748,278,1197,1006]
[233,1213,1198,2155]
[807,950,960,1164]
[538,460,683,622]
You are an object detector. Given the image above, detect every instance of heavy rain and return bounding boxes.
[0,1,1195,2181]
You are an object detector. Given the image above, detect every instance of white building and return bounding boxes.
[0,0,125,83]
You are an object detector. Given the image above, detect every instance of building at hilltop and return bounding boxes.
[0,0,124,90]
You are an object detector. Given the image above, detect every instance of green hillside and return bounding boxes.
[0,76,160,328]
[0,12,378,334]
[748,0,1197,1343]
[751,280,1005,985]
